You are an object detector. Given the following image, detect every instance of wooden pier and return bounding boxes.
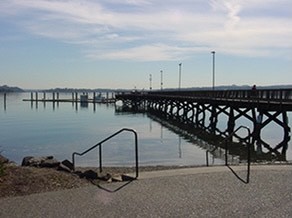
[116,88,292,161]
[23,92,116,104]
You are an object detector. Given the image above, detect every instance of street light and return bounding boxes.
[178,63,182,89]
[160,70,163,90]
[149,74,152,90]
[211,51,215,90]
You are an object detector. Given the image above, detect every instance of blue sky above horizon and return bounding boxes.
[0,0,291,90]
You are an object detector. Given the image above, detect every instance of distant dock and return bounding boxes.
[23,92,116,104]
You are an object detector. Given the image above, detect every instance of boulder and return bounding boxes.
[97,173,112,182]
[121,174,135,181]
[39,159,60,168]
[111,175,123,182]
[0,154,9,164]
[57,163,72,173]
[61,160,74,171]
[21,156,59,168]
[21,156,35,166]
[82,170,98,180]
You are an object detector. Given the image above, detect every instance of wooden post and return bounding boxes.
[281,112,290,156]
[53,92,55,101]
[35,92,38,102]
[227,108,235,140]
[255,111,263,154]
[4,93,6,110]
[43,92,46,100]
[75,92,78,102]
[72,92,74,101]
[57,92,59,100]
[93,101,96,112]
[93,92,96,103]
[31,92,33,101]
[210,105,218,134]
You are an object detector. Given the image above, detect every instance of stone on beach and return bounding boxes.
[21,156,60,168]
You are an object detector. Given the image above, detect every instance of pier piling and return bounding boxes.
[4,93,7,110]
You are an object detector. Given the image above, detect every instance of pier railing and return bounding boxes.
[72,128,139,179]
[160,89,292,102]
[117,88,292,103]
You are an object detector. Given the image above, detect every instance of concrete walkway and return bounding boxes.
[1,165,292,218]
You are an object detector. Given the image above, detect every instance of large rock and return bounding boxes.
[61,160,74,171]
[81,170,98,180]
[39,159,60,168]
[57,159,74,173]
[0,154,9,164]
[21,156,60,168]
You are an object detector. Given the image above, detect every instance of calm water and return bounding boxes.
[1,93,291,167]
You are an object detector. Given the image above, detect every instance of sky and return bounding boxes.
[0,0,291,90]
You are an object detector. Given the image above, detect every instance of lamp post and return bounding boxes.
[149,74,152,90]
[178,63,182,89]
[160,70,163,90]
[211,51,215,90]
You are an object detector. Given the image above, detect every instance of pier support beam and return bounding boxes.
[116,93,291,161]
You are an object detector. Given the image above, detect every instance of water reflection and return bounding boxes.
[148,113,232,163]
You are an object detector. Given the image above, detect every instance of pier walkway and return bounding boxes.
[1,164,292,217]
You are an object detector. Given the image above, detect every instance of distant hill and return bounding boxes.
[162,84,292,91]
[0,85,24,93]
[43,88,117,93]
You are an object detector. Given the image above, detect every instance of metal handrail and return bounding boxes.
[205,147,219,167]
[223,125,251,184]
[72,128,139,179]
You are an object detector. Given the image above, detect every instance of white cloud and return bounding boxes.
[88,44,202,61]
[0,0,291,61]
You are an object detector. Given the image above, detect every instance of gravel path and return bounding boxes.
[1,165,292,218]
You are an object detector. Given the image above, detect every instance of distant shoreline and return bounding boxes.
[2,84,292,94]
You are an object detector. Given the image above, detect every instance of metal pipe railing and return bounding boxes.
[72,128,139,179]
